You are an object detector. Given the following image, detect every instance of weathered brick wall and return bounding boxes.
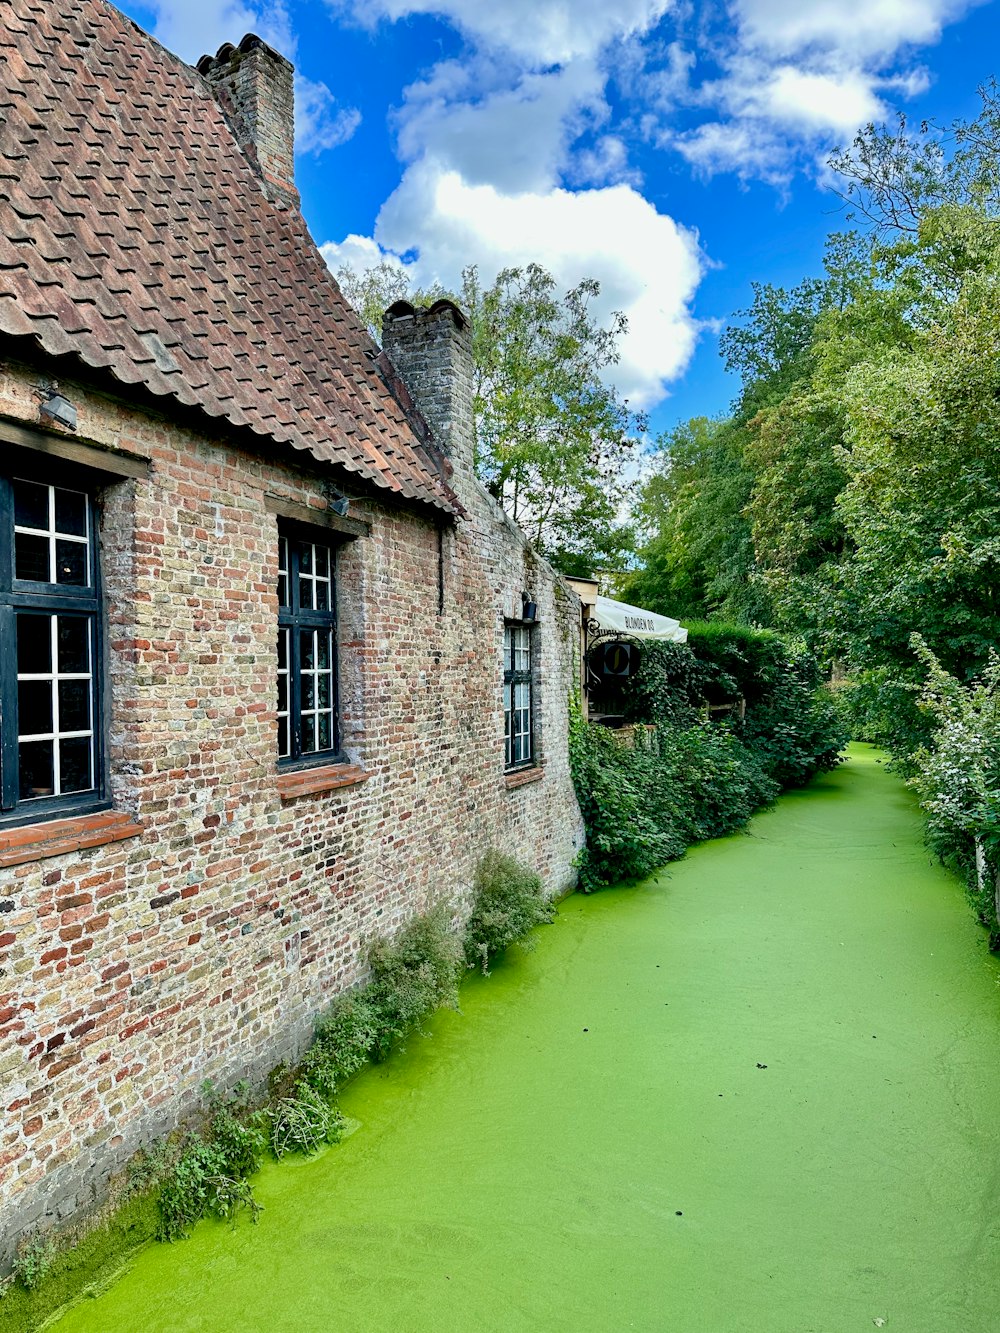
[0,350,584,1265]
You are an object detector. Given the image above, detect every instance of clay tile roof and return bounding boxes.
[0,0,460,515]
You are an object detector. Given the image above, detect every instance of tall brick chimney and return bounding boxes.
[197,35,298,208]
[381,300,476,493]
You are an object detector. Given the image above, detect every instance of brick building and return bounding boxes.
[0,1,584,1263]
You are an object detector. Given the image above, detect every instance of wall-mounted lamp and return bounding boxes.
[521,592,537,623]
[40,390,77,432]
[329,493,350,517]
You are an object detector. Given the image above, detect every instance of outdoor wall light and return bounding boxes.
[521,592,537,623]
[40,390,77,431]
[329,493,350,517]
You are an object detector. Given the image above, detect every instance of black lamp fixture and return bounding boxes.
[40,388,77,431]
[521,591,537,623]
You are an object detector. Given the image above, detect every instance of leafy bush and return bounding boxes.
[570,712,779,891]
[269,1084,344,1158]
[366,907,464,1060]
[157,1082,267,1241]
[907,636,1000,944]
[463,849,555,973]
[619,640,706,725]
[299,991,381,1099]
[13,1235,56,1292]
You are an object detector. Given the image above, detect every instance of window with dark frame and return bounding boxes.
[0,474,104,824]
[503,622,533,769]
[277,530,340,764]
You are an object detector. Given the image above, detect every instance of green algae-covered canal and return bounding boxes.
[53,748,1000,1331]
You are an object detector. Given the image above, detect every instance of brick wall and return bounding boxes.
[0,343,584,1265]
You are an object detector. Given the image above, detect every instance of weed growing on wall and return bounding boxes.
[463,850,555,973]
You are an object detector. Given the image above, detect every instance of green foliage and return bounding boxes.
[907,637,1000,942]
[12,1234,56,1292]
[299,991,381,1099]
[336,257,641,573]
[463,849,555,973]
[157,1082,267,1242]
[269,1084,345,1159]
[366,907,464,1061]
[619,640,706,725]
[569,713,779,892]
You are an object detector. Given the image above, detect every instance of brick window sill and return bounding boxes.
[277,763,371,801]
[0,810,144,869]
[505,765,545,790]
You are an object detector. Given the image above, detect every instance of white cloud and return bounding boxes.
[295,77,362,155]
[330,0,673,66]
[395,57,608,193]
[733,0,971,62]
[138,1,358,158]
[323,166,705,407]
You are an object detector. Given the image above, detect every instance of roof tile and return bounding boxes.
[0,0,459,515]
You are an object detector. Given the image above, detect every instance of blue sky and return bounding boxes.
[121,0,998,437]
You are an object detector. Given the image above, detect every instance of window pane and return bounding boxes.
[19,740,54,800]
[317,632,331,670]
[277,537,289,608]
[301,713,316,753]
[55,539,87,586]
[14,479,48,529]
[318,713,332,750]
[57,618,89,674]
[54,488,87,537]
[15,532,50,582]
[315,579,329,611]
[299,542,313,574]
[59,737,92,794]
[302,673,316,710]
[298,574,314,610]
[18,680,53,736]
[17,615,51,675]
[318,673,331,708]
[300,630,315,670]
[277,672,288,715]
[315,546,329,579]
[278,716,290,759]
[59,679,90,732]
[277,630,287,670]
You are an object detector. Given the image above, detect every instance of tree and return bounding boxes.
[334,258,642,573]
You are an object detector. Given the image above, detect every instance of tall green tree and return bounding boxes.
[334,259,641,574]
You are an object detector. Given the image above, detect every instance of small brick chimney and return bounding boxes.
[197,35,298,208]
[381,300,476,492]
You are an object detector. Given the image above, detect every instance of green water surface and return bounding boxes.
[53,747,1000,1331]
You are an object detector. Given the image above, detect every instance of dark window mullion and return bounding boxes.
[0,604,17,810]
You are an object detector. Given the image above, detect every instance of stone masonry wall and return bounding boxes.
[0,352,584,1266]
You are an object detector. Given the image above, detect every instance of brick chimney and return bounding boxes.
[381,300,476,493]
[197,35,298,208]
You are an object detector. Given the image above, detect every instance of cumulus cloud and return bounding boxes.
[642,0,979,179]
[330,0,673,66]
[323,167,704,407]
[137,0,359,157]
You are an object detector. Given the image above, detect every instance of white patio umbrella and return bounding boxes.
[590,595,688,643]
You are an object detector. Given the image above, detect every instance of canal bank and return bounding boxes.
[49,746,1000,1331]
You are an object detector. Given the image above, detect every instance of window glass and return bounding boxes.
[2,477,101,820]
[276,532,339,763]
[503,621,535,769]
